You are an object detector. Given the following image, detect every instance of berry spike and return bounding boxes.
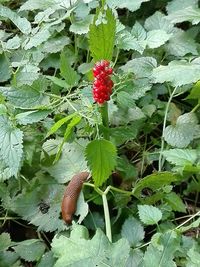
[92,60,113,105]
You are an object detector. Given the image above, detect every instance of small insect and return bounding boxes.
[38,201,50,214]
[61,171,89,224]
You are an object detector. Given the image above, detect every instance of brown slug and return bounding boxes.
[61,171,89,224]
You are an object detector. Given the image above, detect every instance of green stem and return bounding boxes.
[100,102,110,140]
[191,103,200,113]
[102,193,112,242]
[158,86,177,171]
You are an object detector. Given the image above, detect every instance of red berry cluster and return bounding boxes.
[92,60,113,104]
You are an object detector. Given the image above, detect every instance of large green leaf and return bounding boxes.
[89,7,116,61]
[85,139,117,186]
[133,172,180,199]
[0,5,31,34]
[138,205,162,225]
[13,240,46,262]
[143,230,181,267]
[0,114,23,180]
[51,224,130,267]
[162,149,198,166]
[121,217,144,247]
[42,139,88,183]
[0,53,11,82]
[152,60,200,87]
[107,0,150,12]
[60,50,80,87]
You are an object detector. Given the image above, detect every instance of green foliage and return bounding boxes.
[0,0,200,265]
[85,139,117,186]
[89,7,116,61]
[51,224,130,267]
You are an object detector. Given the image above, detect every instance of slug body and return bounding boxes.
[61,172,89,224]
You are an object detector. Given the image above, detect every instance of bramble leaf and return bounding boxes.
[85,139,117,186]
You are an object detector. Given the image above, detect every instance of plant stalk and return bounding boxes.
[100,102,110,140]
[102,193,112,242]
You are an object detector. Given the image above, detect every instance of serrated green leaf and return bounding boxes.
[133,172,180,199]
[85,139,117,186]
[42,36,71,54]
[152,60,200,87]
[24,28,51,50]
[163,113,199,148]
[89,7,116,61]
[0,115,23,179]
[43,139,88,183]
[146,29,171,49]
[70,15,93,34]
[16,110,50,125]
[0,5,31,34]
[52,225,130,267]
[13,240,45,262]
[138,204,162,225]
[166,0,198,14]
[121,57,157,78]
[162,149,197,166]
[121,217,144,247]
[126,249,144,267]
[0,53,11,82]
[0,233,11,251]
[0,78,49,109]
[144,230,180,267]
[38,251,56,267]
[164,192,186,213]
[167,6,200,25]
[5,35,21,50]
[60,50,80,87]
[0,251,19,267]
[144,11,174,33]
[15,64,40,86]
[165,31,198,57]
[107,0,150,12]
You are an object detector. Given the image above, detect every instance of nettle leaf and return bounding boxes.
[107,0,150,12]
[163,113,199,148]
[126,249,144,267]
[166,0,198,14]
[152,60,200,87]
[167,6,200,25]
[121,217,145,247]
[116,30,145,54]
[60,50,80,87]
[165,31,198,57]
[0,78,49,109]
[162,149,198,166]
[43,139,88,183]
[0,233,11,251]
[51,225,130,267]
[0,114,23,180]
[89,7,116,61]
[121,57,157,78]
[0,5,31,34]
[16,110,50,125]
[0,53,11,82]
[164,192,186,213]
[70,15,93,34]
[13,240,45,262]
[38,251,56,267]
[8,178,67,232]
[133,172,180,199]
[24,27,51,50]
[146,29,171,49]
[138,204,162,225]
[0,251,19,267]
[15,64,40,86]
[143,230,180,267]
[42,36,70,54]
[144,11,174,33]
[5,35,21,50]
[85,139,117,186]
